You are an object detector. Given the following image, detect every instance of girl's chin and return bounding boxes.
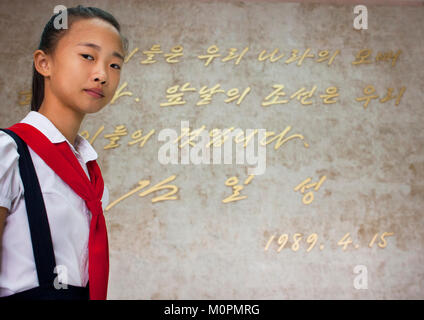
[75,103,106,115]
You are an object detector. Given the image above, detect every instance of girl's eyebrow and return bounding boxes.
[76,42,124,61]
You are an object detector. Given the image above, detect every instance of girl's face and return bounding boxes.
[46,18,125,115]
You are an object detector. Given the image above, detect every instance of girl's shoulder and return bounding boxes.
[0,130,23,213]
[0,129,20,160]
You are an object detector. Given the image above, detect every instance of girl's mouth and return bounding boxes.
[84,89,104,98]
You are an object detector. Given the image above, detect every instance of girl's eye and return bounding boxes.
[81,54,120,70]
[81,54,94,60]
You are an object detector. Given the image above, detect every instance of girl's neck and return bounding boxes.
[37,99,84,148]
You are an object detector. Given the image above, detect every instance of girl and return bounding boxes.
[0,5,128,300]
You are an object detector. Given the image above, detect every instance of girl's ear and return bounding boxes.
[33,49,52,77]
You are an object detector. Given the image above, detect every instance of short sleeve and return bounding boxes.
[0,131,23,213]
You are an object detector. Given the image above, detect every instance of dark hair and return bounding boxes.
[31,5,129,111]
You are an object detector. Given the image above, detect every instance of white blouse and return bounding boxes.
[0,111,109,297]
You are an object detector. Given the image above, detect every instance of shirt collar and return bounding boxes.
[20,111,98,163]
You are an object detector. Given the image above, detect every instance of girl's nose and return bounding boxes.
[94,77,106,85]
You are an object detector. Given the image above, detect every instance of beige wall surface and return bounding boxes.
[0,0,423,299]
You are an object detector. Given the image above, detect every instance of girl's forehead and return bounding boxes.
[59,18,123,50]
